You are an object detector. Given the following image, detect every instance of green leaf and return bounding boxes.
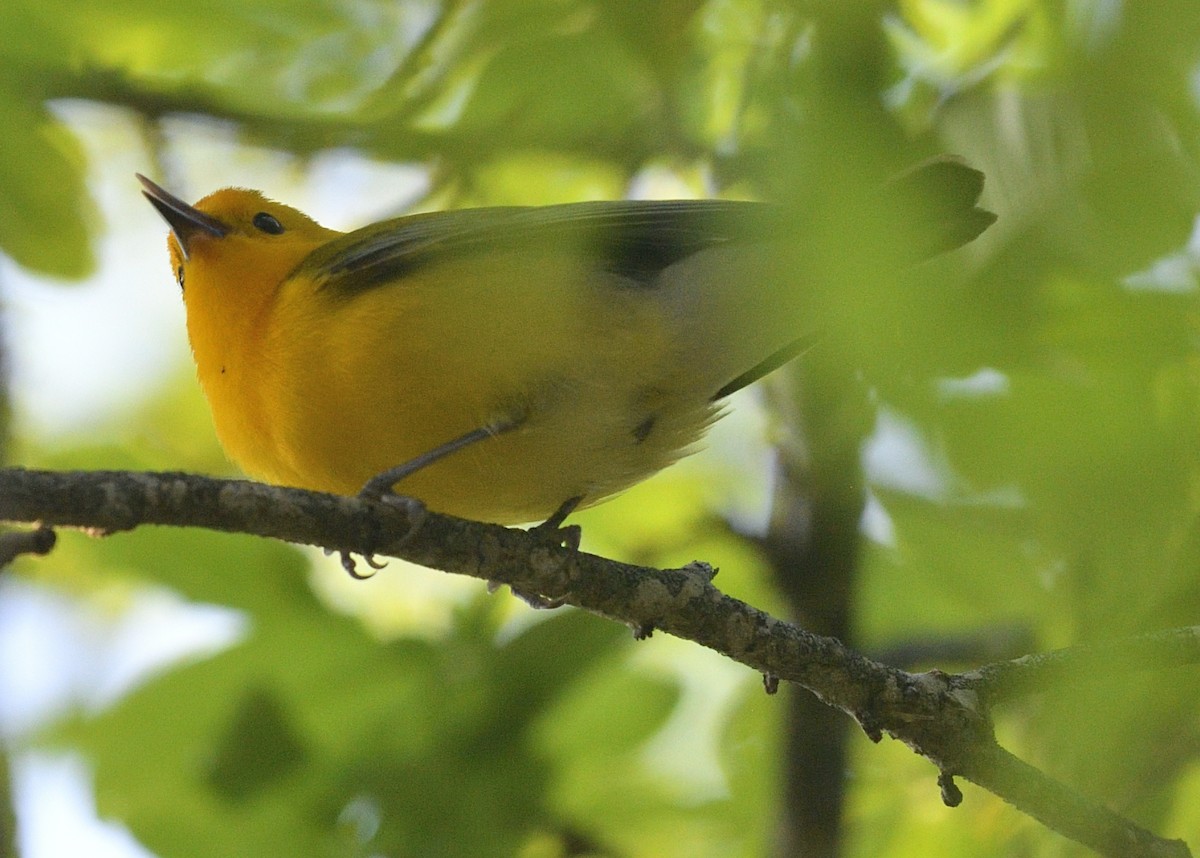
[0,79,94,278]
[45,564,447,857]
[456,31,654,148]
[535,657,680,760]
[203,686,311,803]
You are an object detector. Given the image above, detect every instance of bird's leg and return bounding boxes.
[342,418,521,579]
[347,414,586,612]
[531,494,584,551]
[359,424,511,501]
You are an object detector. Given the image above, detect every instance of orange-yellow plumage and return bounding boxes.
[138,165,993,524]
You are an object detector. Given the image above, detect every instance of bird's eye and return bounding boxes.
[175,265,185,290]
[253,212,285,235]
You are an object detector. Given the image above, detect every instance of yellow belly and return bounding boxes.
[200,252,720,524]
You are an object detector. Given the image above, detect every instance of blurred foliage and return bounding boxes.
[43,527,686,858]
[5,0,1200,856]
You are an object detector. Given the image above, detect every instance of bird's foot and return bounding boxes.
[338,480,428,580]
[487,496,584,608]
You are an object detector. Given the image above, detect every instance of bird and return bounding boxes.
[138,160,993,528]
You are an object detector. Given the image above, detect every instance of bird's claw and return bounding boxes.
[339,481,427,580]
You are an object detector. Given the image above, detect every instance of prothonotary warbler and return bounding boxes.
[138,161,993,526]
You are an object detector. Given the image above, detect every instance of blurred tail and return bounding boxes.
[704,156,995,399]
[882,156,997,261]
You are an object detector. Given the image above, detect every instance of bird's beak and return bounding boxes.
[136,173,226,258]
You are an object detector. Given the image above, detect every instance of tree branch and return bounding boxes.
[0,467,1190,858]
[962,626,1200,706]
[0,524,55,566]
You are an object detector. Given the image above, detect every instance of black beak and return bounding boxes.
[136,173,227,257]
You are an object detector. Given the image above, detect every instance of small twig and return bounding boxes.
[962,626,1200,706]
[872,624,1037,670]
[0,525,56,567]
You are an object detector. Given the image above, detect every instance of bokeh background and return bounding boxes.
[4,1,1200,856]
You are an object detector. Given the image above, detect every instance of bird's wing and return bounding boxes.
[298,199,780,297]
[294,161,994,398]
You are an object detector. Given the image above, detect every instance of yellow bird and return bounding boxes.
[139,162,992,527]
